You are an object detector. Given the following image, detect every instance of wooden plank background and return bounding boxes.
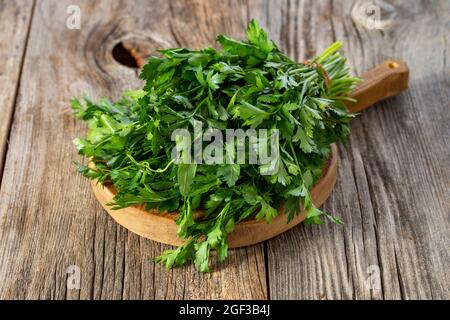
[0,0,34,179]
[0,0,448,299]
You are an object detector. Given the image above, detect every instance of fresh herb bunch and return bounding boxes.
[72,20,360,272]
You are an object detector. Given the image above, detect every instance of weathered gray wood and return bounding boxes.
[0,0,35,179]
[265,0,450,299]
[0,0,267,300]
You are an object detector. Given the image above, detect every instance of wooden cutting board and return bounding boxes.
[91,59,409,248]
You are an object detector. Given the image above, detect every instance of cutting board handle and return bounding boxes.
[347,60,409,112]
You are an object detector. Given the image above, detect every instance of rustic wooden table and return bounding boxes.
[0,0,449,300]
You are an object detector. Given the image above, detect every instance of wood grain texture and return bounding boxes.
[0,0,35,179]
[347,59,409,112]
[0,0,267,300]
[0,0,448,300]
[264,0,450,299]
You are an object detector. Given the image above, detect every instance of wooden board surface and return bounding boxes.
[263,0,450,299]
[0,0,448,300]
[90,145,337,249]
[0,0,35,179]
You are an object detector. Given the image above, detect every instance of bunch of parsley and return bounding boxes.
[72,20,360,272]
